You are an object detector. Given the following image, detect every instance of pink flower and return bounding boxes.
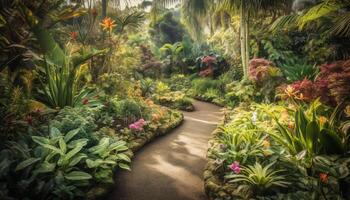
[229,161,241,174]
[129,119,147,131]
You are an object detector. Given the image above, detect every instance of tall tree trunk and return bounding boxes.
[244,8,250,77]
[240,3,247,79]
[102,0,107,18]
[239,2,249,79]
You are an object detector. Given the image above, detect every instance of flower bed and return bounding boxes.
[204,103,350,200]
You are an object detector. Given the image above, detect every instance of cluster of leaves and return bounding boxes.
[248,58,283,102]
[195,54,229,78]
[139,78,194,111]
[278,59,350,108]
[210,102,350,199]
[0,105,131,200]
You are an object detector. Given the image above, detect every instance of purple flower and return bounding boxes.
[229,161,241,174]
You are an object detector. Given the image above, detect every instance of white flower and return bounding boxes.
[251,111,258,124]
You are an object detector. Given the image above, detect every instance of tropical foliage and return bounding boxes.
[1,0,350,199]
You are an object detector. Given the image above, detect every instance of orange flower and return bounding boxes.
[319,173,328,183]
[145,99,154,106]
[284,85,297,98]
[263,139,270,148]
[319,116,327,126]
[71,31,78,40]
[100,17,116,32]
[152,114,160,121]
[288,122,295,130]
[295,93,306,101]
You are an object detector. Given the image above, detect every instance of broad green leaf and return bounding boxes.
[110,144,128,152]
[15,157,41,171]
[64,171,92,180]
[86,159,104,168]
[117,154,131,162]
[34,161,56,174]
[59,138,67,154]
[58,142,86,167]
[32,136,50,146]
[50,127,61,138]
[305,121,319,153]
[69,153,87,167]
[89,138,109,155]
[64,128,80,142]
[67,139,88,149]
[71,49,107,68]
[118,163,131,171]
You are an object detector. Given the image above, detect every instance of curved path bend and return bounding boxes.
[107,101,222,200]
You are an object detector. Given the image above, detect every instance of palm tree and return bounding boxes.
[155,0,290,79]
[219,0,291,78]
[160,42,185,73]
[271,0,350,58]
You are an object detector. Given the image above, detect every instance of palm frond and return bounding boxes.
[270,14,299,32]
[298,0,343,29]
[331,12,350,37]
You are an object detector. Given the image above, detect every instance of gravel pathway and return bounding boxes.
[106,101,222,200]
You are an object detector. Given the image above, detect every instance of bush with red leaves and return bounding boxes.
[249,58,274,82]
[279,60,350,106]
[318,60,350,105]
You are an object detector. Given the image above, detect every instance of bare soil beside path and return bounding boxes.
[106,101,223,200]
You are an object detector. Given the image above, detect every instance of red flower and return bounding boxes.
[71,31,78,40]
[82,98,89,105]
[25,115,33,125]
[202,56,216,65]
[319,173,328,183]
[91,8,98,17]
[34,108,43,115]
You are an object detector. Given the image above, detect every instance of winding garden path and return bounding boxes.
[107,101,222,200]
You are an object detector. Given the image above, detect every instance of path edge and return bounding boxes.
[87,109,184,200]
[204,113,241,200]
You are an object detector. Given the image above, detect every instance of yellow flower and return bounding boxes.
[345,105,350,117]
[100,17,116,32]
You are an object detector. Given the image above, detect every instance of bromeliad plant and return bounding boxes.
[39,58,101,109]
[20,3,106,109]
[271,100,347,161]
[225,162,289,196]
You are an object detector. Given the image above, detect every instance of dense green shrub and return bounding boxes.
[191,78,220,96]
[109,98,147,125]
[50,106,98,138]
[149,12,186,47]
[225,80,260,106]
[0,125,130,200]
